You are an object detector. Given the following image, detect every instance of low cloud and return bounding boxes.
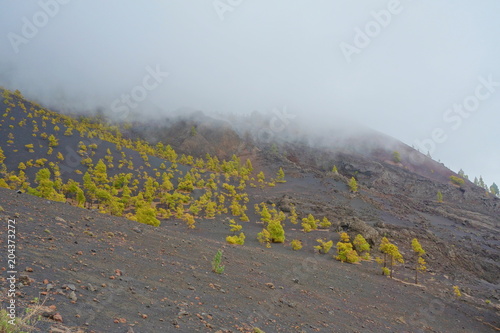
[0,0,499,183]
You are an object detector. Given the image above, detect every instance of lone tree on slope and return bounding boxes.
[411,238,427,284]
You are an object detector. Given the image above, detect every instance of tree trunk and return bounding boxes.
[389,256,393,279]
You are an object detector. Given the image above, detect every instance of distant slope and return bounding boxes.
[0,88,499,332]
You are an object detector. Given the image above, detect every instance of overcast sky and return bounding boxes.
[1,0,499,186]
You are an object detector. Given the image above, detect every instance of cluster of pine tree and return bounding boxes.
[0,88,286,232]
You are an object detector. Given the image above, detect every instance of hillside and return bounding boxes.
[0,88,499,332]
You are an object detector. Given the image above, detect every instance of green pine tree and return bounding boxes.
[348,177,358,193]
[490,182,499,196]
[411,238,426,284]
[392,151,401,163]
[436,191,443,203]
[275,167,286,183]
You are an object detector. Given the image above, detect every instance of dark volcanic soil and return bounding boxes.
[1,187,498,333]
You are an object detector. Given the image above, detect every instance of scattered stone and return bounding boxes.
[46,284,54,291]
[19,275,31,285]
[178,310,189,316]
[25,267,34,272]
[53,313,63,322]
[68,291,77,302]
[55,216,66,223]
[67,284,76,291]
[265,283,275,289]
[88,283,97,292]
[141,314,148,319]
[132,227,142,233]
[115,269,123,276]
[113,317,127,323]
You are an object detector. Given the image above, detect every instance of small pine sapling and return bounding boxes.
[259,204,271,223]
[353,234,371,260]
[314,239,333,254]
[257,171,266,188]
[319,217,332,229]
[183,213,196,229]
[335,232,360,263]
[437,191,443,203]
[275,167,286,183]
[393,151,401,163]
[267,219,285,243]
[301,214,318,233]
[290,239,302,250]
[348,177,358,193]
[135,205,160,227]
[226,232,245,245]
[229,219,242,234]
[212,250,225,274]
[257,229,271,248]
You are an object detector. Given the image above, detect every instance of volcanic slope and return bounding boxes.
[1,187,499,333]
[0,88,498,332]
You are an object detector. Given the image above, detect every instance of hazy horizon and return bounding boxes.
[1,0,499,187]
